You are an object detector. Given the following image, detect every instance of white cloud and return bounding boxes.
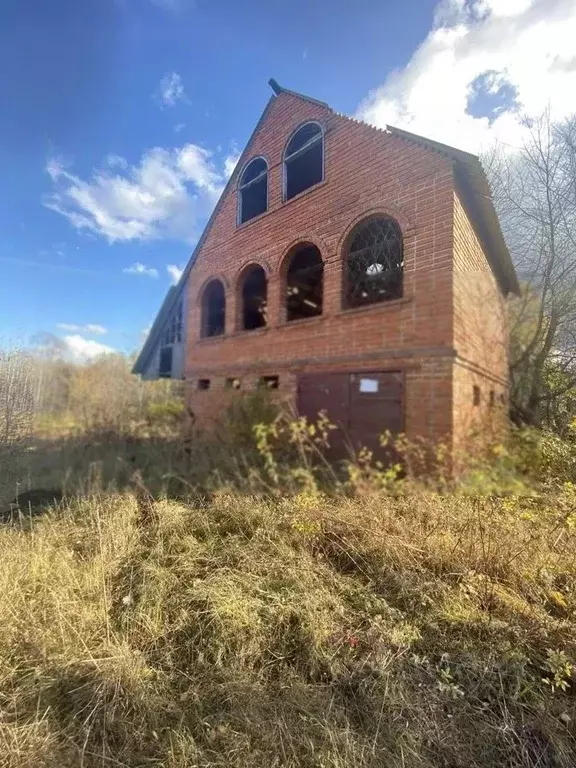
[62,334,115,362]
[167,264,184,284]
[45,142,228,244]
[57,323,108,336]
[357,0,576,153]
[174,122,186,133]
[106,153,128,169]
[158,71,186,108]
[224,148,240,179]
[123,262,159,278]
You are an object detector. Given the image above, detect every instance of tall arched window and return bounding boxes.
[201,279,226,338]
[284,122,324,201]
[284,243,323,322]
[240,264,267,330]
[344,217,403,309]
[238,157,268,224]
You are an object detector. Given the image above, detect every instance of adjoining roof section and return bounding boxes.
[133,93,277,375]
[385,125,520,296]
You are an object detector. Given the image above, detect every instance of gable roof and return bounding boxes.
[133,80,519,375]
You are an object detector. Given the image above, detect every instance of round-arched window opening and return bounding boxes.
[344,217,403,308]
[238,158,268,224]
[285,244,323,322]
[240,265,267,330]
[284,122,324,201]
[201,279,226,338]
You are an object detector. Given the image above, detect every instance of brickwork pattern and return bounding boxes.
[183,91,509,451]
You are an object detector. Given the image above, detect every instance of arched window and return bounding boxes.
[285,243,323,321]
[284,122,323,201]
[344,217,403,308]
[201,279,226,338]
[240,265,267,330]
[238,157,268,224]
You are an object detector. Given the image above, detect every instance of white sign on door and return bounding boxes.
[359,378,379,393]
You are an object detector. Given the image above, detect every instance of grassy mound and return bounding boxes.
[1,490,575,767]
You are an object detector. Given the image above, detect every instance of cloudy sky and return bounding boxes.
[1,0,574,361]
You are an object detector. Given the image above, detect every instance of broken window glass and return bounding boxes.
[285,244,323,321]
[344,217,403,308]
[239,157,268,224]
[284,122,323,201]
[201,279,226,338]
[241,265,267,330]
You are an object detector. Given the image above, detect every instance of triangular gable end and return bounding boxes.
[134,80,519,376]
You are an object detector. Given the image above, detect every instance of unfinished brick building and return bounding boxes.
[134,79,519,456]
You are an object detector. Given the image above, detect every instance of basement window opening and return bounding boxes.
[344,216,403,308]
[284,122,324,201]
[201,279,226,338]
[198,379,211,391]
[259,375,279,390]
[240,265,267,330]
[238,157,268,224]
[285,243,323,322]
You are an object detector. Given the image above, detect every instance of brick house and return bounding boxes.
[134,80,519,456]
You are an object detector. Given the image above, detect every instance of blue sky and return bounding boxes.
[1,0,574,360]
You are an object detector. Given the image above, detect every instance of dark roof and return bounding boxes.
[133,80,519,375]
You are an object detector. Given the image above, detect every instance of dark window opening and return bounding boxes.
[198,379,210,390]
[201,279,226,338]
[489,390,495,407]
[239,158,268,224]
[226,377,242,390]
[259,375,279,390]
[284,123,323,201]
[500,393,506,405]
[241,265,267,330]
[159,346,173,378]
[344,217,403,308]
[285,244,323,322]
[473,385,481,406]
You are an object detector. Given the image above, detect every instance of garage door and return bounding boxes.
[297,371,403,460]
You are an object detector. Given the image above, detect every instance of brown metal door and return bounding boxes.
[297,371,403,461]
[348,372,403,456]
[297,373,351,459]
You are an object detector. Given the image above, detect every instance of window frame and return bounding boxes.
[237,156,269,226]
[200,278,227,339]
[283,242,324,323]
[342,215,404,310]
[283,121,325,202]
[238,263,268,331]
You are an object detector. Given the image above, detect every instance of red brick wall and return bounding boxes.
[452,192,509,450]
[183,91,509,452]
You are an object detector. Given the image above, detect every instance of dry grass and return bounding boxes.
[0,488,575,767]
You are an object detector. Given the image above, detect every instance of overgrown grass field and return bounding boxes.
[1,483,576,767]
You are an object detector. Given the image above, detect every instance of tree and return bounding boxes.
[486,112,576,429]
